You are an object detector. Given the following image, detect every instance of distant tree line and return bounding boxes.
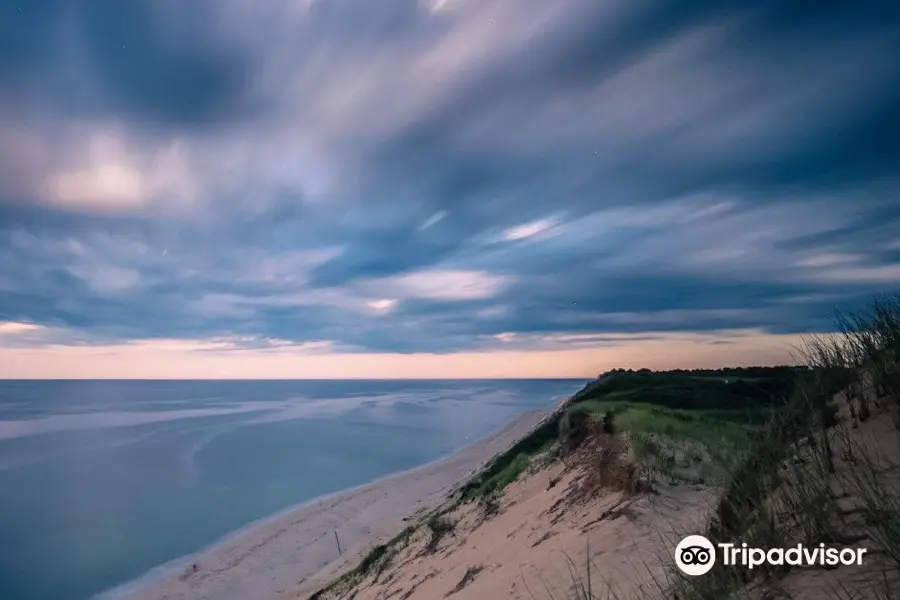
[573,366,807,414]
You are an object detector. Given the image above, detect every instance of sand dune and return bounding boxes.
[302,461,715,600]
[300,374,900,600]
[116,410,550,600]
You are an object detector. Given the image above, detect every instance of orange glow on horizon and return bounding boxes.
[0,328,807,379]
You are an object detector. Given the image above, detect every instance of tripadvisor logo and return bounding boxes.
[675,535,716,576]
[674,535,868,577]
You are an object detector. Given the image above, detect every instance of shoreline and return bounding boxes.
[99,405,561,600]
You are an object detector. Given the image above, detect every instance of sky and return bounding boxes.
[1,0,899,379]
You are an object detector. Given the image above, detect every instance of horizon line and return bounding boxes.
[0,364,804,382]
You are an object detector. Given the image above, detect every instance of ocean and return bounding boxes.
[0,379,585,600]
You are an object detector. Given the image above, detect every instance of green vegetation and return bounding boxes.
[425,514,455,554]
[357,543,391,577]
[600,402,752,484]
[460,364,803,499]
[572,367,799,416]
[458,415,561,500]
[308,525,417,599]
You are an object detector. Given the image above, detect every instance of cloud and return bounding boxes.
[370,269,509,301]
[795,253,863,268]
[68,265,141,294]
[418,211,447,231]
[367,298,398,312]
[0,1,899,376]
[807,265,900,285]
[0,321,41,334]
[502,216,560,241]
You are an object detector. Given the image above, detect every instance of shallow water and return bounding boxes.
[0,379,585,600]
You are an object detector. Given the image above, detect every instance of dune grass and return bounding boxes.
[308,525,418,599]
[559,391,762,487]
[460,367,798,501]
[456,414,561,501]
[424,514,455,554]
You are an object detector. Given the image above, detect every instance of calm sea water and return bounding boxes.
[0,379,585,600]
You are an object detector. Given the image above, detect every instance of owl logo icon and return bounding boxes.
[675,535,716,576]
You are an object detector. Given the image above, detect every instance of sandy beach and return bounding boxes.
[109,408,552,600]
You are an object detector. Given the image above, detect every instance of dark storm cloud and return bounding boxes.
[1,0,256,128]
[366,2,900,217]
[1,0,899,354]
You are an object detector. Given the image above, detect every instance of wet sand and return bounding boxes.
[112,409,552,600]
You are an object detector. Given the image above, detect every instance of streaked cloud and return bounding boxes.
[418,211,448,231]
[0,321,43,335]
[372,269,509,302]
[367,298,398,313]
[502,217,560,242]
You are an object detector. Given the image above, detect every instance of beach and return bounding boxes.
[110,408,552,600]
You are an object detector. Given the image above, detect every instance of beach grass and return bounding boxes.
[457,366,800,501]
